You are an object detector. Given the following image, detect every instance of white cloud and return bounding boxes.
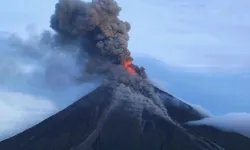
[190,104,213,117]
[0,91,58,141]
[187,113,250,138]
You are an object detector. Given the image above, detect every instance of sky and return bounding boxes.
[0,0,249,141]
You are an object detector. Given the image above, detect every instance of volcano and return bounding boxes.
[0,84,250,150]
[1,0,250,149]
[0,84,217,150]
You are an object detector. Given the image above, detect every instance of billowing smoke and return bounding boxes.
[47,0,171,120]
[47,0,172,118]
[49,0,147,78]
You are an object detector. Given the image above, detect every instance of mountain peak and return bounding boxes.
[0,84,224,150]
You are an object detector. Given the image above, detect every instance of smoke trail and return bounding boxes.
[0,31,100,105]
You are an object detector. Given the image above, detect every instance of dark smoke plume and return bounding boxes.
[48,0,171,120]
[50,0,146,78]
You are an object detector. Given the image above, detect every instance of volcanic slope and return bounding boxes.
[156,87,250,150]
[0,83,224,150]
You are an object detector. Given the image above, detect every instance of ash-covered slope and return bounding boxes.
[154,86,209,123]
[0,84,223,150]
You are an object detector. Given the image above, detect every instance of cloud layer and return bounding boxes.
[188,113,250,138]
[0,91,57,141]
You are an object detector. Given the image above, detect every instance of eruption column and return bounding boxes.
[50,0,147,78]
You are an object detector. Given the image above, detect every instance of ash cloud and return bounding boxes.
[47,0,169,119]
[49,0,146,78]
[46,0,172,121]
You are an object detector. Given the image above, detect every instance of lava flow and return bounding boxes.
[124,61,136,74]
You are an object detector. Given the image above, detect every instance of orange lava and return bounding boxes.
[124,61,136,74]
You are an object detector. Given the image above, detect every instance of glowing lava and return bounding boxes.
[124,61,136,74]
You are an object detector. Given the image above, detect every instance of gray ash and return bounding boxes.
[50,0,146,78]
